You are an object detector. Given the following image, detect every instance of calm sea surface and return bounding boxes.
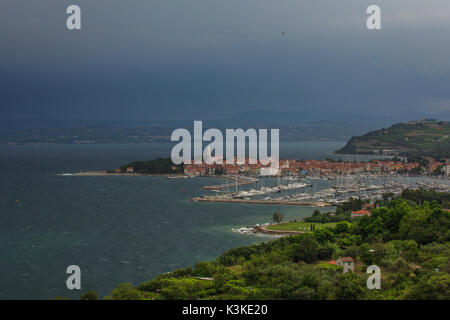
[0,141,356,299]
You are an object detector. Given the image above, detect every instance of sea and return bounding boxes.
[0,141,385,299]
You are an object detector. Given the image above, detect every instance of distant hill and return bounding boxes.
[0,122,379,144]
[0,126,175,144]
[335,119,450,159]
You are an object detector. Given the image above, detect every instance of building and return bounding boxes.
[328,257,355,273]
[371,165,382,173]
[362,203,374,210]
[445,165,450,176]
[351,209,372,218]
[126,167,134,173]
[337,257,355,273]
[179,157,440,177]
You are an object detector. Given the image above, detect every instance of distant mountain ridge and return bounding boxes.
[0,121,381,144]
[335,119,450,158]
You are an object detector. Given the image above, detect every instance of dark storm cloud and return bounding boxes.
[1,0,450,122]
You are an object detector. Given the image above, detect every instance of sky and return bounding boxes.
[1,0,450,124]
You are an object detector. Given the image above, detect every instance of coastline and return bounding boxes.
[252,224,305,236]
[59,171,187,178]
[234,223,305,236]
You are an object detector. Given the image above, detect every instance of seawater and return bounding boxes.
[0,142,349,299]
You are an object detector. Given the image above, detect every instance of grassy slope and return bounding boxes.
[267,221,336,232]
[336,120,450,156]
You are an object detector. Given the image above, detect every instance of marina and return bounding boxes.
[202,176,257,190]
[195,173,450,206]
[192,197,331,207]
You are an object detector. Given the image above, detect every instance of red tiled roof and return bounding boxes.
[328,260,337,265]
[352,209,371,215]
[339,257,354,262]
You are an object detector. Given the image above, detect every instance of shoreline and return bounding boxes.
[252,225,305,236]
[234,224,306,236]
[59,171,187,178]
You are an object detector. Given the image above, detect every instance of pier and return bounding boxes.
[203,180,255,190]
[192,197,332,207]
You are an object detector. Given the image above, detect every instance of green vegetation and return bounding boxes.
[80,290,98,300]
[272,212,284,224]
[304,198,366,223]
[267,221,336,232]
[113,157,183,174]
[100,190,450,300]
[336,119,450,159]
[401,189,450,208]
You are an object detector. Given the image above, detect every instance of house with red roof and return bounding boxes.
[337,257,355,273]
[351,209,372,218]
[328,257,355,273]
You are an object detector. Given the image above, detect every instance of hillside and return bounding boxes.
[335,120,450,158]
[92,190,450,300]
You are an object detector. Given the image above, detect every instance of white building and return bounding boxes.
[444,165,450,176]
[337,257,355,273]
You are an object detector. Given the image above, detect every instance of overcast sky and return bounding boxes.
[1,0,450,123]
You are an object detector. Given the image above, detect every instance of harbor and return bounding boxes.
[194,172,450,207]
[202,176,257,190]
[192,197,331,207]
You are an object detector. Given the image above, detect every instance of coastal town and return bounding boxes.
[182,157,450,177]
[98,156,450,209]
[182,157,450,207]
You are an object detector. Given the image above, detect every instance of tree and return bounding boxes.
[398,203,442,245]
[80,290,98,300]
[273,212,284,224]
[405,273,450,300]
[104,283,145,300]
[292,287,316,300]
[335,221,351,234]
[333,273,365,300]
[383,192,395,202]
[314,228,335,244]
[293,236,319,263]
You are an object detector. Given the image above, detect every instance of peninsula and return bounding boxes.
[335,119,450,159]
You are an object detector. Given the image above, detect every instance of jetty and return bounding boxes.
[252,225,304,236]
[203,180,255,190]
[192,197,331,207]
[202,175,257,190]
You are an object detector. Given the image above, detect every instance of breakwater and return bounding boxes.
[192,197,331,207]
[252,225,304,236]
[202,180,255,190]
